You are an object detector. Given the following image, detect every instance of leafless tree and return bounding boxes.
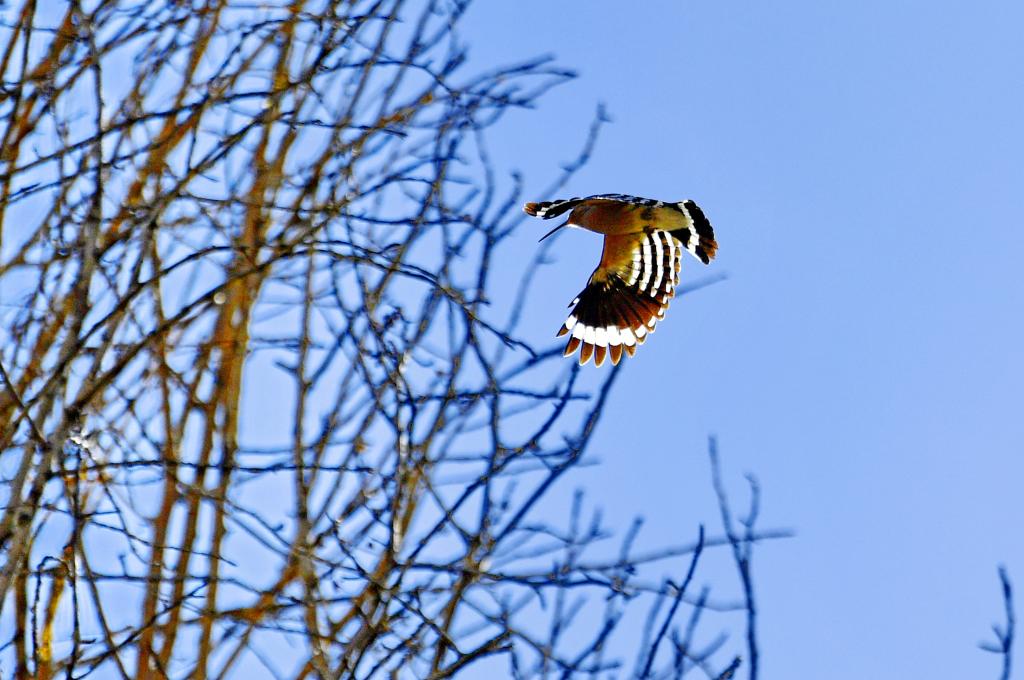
[0,2,780,678]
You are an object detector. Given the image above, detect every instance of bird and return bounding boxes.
[523,193,717,367]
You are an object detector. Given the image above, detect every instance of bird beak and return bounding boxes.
[538,220,570,242]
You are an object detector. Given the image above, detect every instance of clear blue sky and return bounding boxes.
[462,1,1024,677]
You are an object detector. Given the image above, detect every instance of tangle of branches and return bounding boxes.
[0,2,782,678]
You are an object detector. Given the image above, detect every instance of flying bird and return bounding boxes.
[523,194,717,367]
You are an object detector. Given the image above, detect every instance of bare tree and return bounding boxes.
[0,2,779,678]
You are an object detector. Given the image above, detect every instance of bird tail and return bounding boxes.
[668,200,717,264]
[523,197,584,220]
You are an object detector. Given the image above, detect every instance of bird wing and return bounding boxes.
[557,229,684,367]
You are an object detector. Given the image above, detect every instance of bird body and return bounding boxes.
[524,194,717,367]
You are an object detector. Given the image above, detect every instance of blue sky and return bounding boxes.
[462,1,1024,677]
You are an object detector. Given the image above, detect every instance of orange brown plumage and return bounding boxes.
[525,193,717,366]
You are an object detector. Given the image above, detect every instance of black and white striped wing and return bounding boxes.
[557,230,685,366]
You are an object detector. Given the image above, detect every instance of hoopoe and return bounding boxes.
[523,194,717,367]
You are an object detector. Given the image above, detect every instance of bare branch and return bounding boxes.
[981,566,1015,680]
